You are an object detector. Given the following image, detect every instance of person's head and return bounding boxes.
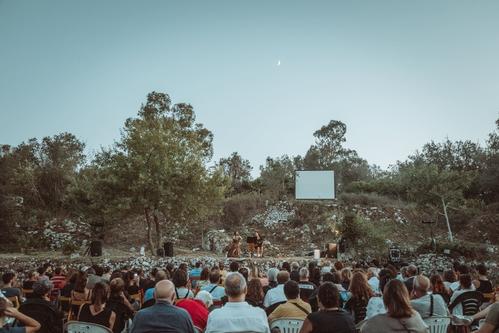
[74,271,87,292]
[459,274,472,289]
[32,280,52,299]
[267,268,279,283]
[246,279,264,302]
[378,268,395,293]
[299,268,309,281]
[209,270,221,284]
[37,266,47,276]
[54,267,63,276]
[178,263,188,272]
[154,280,176,303]
[238,267,249,281]
[318,282,340,309]
[334,261,344,271]
[1,272,16,286]
[224,272,247,299]
[229,261,240,272]
[195,262,202,269]
[27,270,39,281]
[281,262,291,273]
[110,278,125,296]
[283,280,300,300]
[341,268,352,283]
[331,272,342,284]
[430,274,446,294]
[406,265,418,277]
[476,264,487,276]
[93,265,104,277]
[383,279,413,318]
[322,272,334,283]
[155,270,168,282]
[291,262,300,272]
[200,267,210,281]
[444,269,456,283]
[195,290,213,308]
[277,271,290,285]
[367,267,378,279]
[172,269,188,288]
[91,282,109,307]
[311,267,322,284]
[349,271,374,300]
[412,275,430,298]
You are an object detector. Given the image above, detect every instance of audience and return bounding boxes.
[449,273,475,315]
[429,273,451,304]
[410,275,448,319]
[200,270,225,301]
[264,271,290,308]
[1,297,41,333]
[299,282,356,333]
[77,282,116,330]
[361,279,427,333]
[205,272,270,333]
[176,296,209,330]
[107,278,135,333]
[131,280,195,333]
[298,268,316,303]
[345,271,373,324]
[246,278,265,308]
[268,280,311,322]
[474,264,494,294]
[403,265,418,294]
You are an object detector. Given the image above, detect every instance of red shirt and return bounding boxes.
[175,299,209,330]
[50,275,66,290]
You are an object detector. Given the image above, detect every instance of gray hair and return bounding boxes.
[299,267,309,279]
[267,268,279,282]
[225,272,247,297]
[291,262,300,271]
[195,290,213,308]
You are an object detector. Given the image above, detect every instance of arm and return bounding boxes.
[299,318,313,333]
[5,307,41,333]
[474,323,496,333]
[109,311,116,331]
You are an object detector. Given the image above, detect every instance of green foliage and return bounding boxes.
[218,152,253,194]
[259,155,296,200]
[337,213,388,256]
[61,241,80,255]
[221,192,267,230]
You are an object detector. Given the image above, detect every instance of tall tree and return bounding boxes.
[218,152,252,193]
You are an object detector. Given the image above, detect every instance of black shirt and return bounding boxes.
[307,309,356,333]
[78,304,113,328]
[476,279,493,294]
[299,281,317,303]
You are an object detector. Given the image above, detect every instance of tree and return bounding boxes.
[99,92,226,254]
[259,155,295,199]
[217,152,252,193]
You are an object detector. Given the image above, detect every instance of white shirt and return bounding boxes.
[205,301,270,333]
[264,284,286,308]
[449,281,461,292]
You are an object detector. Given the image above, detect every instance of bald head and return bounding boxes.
[155,280,175,302]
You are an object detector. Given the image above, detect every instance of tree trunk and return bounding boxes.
[441,197,454,242]
[144,207,155,255]
[153,209,162,251]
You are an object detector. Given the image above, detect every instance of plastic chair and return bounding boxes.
[65,321,112,333]
[270,318,304,333]
[423,316,451,333]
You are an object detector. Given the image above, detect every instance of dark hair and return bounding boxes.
[209,270,221,284]
[318,282,340,308]
[334,261,344,271]
[200,267,210,281]
[430,274,447,295]
[322,272,334,282]
[179,263,188,272]
[229,261,240,272]
[284,280,300,299]
[54,267,63,275]
[110,278,125,296]
[33,281,51,297]
[277,271,290,284]
[331,272,342,284]
[476,264,487,276]
[195,262,202,268]
[37,266,46,275]
[172,269,188,288]
[444,270,456,283]
[246,279,264,303]
[459,274,472,289]
[92,265,104,277]
[457,265,470,275]
[2,272,15,285]
[281,262,291,273]
[378,268,395,293]
[311,267,321,286]
[238,268,249,281]
[91,282,109,309]
[383,279,413,318]
[74,271,87,292]
[290,270,300,282]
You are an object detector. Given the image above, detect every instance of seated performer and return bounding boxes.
[227,232,242,258]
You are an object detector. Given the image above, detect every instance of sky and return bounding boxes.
[1,0,498,177]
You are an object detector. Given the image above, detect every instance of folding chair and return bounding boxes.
[423,316,451,333]
[270,318,304,333]
[65,321,112,333]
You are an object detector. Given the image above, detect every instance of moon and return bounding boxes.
[277,60,281,66]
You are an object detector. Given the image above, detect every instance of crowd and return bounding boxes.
[0,258,498,333]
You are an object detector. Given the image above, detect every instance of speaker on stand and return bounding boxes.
[164,242,174,257]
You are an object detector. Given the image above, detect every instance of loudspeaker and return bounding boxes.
[164,242,173,257]
[90,241,102,257]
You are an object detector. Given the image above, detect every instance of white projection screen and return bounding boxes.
[295,170,335,200]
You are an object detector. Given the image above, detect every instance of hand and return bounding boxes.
[4,307,21,318]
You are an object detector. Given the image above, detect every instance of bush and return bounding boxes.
[338,192,409,209]
[221,192,267,230]
[61,241,79,255]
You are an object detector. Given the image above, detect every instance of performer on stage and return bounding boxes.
[255,231,264,258]
[227,231,242,257]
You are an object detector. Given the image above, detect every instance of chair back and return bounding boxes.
[449,291,483,316]
[66,321,112,333]
[423,316,451,333]
[270,318,304,333]
[22,288,33,297]
[7,296,20,309]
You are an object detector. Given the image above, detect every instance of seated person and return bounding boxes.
[107,278,135,333]
[1,298,41,333]
[268,280,311,323]
[77,282,116,331]
[1,272,21,299]
[173,269,194,301]
[298,268,316,303]
[299,282,356,333]
[449,273,476,315]
[19,280,64,333]
[22,271,39,292]
[176,296,209,330]
[205,272,270,333]
[264,271,289,308]
[200,270,225,301]
[144,270,168,303]
[473,264,494,294]
[189,262,203,289]
[410,275,448,319]
[474,303,499,333]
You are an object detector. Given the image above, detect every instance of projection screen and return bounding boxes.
[295,170,335,200]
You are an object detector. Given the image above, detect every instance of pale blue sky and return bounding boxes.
[1,1,498,176]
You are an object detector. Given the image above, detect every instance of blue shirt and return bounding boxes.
[200,284,225,301]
